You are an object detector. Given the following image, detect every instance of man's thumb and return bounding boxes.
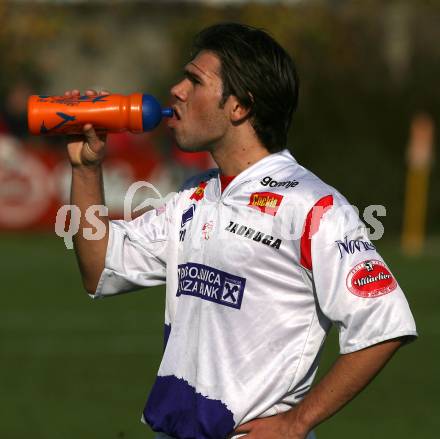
[83,124,101,151]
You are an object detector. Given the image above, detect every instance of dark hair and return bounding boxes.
[191,23,299,153]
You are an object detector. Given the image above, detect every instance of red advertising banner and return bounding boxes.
[0,133,163,231]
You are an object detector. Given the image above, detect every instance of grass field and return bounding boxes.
[1,233,438,439]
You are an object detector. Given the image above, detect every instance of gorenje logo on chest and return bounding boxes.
[225,221,282,249]
[260,176,299,189]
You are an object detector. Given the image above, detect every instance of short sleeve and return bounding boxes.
[93,204,171,298]
[307,194,418,354]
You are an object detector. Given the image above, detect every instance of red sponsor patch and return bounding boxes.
[248,192,283,216]
[346,259,397,298]
[190,181,207,201]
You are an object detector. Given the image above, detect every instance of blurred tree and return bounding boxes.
[0,0,437,234]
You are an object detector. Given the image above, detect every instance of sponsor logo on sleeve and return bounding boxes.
[260,176,299,189]
[190,181,207,201]
[336,236,376,259]
[248,192,283,216]
[225,221,282,249]
[346,259,397,298]
[177,263,246,309]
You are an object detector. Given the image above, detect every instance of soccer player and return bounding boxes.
[66,23,417,439]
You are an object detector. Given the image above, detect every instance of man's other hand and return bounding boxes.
[232,410,308,439]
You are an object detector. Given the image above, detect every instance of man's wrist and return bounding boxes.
[72,163,103,174]
[282,404,313,438]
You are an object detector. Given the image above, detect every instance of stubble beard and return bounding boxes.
[174,130,216,154]
[173,100,227,154]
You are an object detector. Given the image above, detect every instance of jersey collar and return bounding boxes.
[212,149,297,199]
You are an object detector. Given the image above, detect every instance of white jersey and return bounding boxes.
[94,149,417,439]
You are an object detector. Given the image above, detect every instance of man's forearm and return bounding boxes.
[286,338,404,436]
[71,165,109,294]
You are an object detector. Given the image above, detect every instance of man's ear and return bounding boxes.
[228,95,252,124]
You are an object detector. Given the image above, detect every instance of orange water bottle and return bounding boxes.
[27,93,173,135]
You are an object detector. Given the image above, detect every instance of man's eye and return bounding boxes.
[185,73,201,85]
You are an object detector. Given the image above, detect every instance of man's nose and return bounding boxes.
[170,79,188,102]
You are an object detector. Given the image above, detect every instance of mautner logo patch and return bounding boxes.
[225,221,282,249]
[177,263,246,309]
[346,259,397,298]
[248,192,283,216]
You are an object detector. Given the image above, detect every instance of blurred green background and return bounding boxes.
[1,0,439,438]
[1,234,438,438]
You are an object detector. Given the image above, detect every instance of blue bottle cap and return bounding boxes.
[142,94,166,132]
[162,108,174,118]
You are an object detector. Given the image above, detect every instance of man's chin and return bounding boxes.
[175,141,211,154]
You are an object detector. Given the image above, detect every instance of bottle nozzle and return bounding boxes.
[162,108,174,118]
